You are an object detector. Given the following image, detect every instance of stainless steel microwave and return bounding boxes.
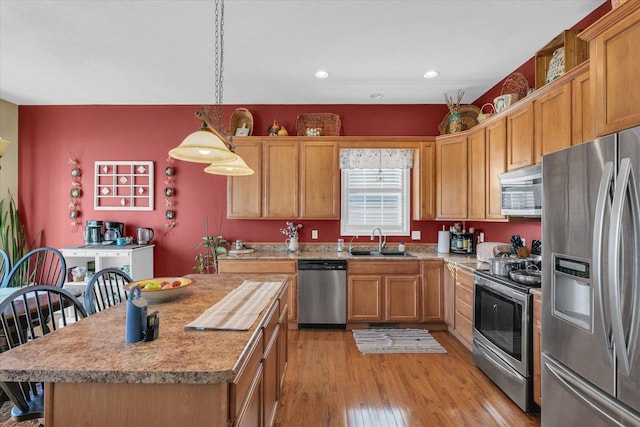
[498,164,542,217]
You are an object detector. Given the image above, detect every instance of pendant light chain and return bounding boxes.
[213,0,225,131]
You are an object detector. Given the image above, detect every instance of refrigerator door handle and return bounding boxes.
[594,161,614,351]
[544,355,640,426]
[608,158,640,377]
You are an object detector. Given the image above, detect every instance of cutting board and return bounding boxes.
[228,248,255,255]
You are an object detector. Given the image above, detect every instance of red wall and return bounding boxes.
[18,104,541,276]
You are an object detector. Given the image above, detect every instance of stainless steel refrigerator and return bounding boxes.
[542,127,640,426]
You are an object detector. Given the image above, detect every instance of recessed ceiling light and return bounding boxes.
[315,70,330,79]
[424,70,440,79]
[370,93,383,99]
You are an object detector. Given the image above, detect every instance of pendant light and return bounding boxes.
[169,0,254,175]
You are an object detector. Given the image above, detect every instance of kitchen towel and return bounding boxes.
[185,281,282,331]
[352,329,447,354]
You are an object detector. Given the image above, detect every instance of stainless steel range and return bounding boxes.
[472,269,540,412]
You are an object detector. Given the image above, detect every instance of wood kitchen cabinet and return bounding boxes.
[534,81,572,162]
[533,293,542,407]
[421,260,444,323]
[453,267,474,351]
[572,64,594,145]
[347,261,421,323]
[218,259,298,327]
[264,139,299,218]
[467,127,486,220]
[436,134,467,219]
[506,103,535,171]
[581,2,640,136]
[228,139,263,218]
[299,140,339,218]
[485,118,507,220]
[413,141,436,220]
[443,261,456,329]
[228,138,339,219]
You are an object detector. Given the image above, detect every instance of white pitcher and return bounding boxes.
[285,236,299,252]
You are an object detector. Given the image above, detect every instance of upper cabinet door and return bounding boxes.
[467,127,486,220]
[227,139,263,218]
[506,103,535,171]
[299,141,339,219]
[572,67,594,145]
[413,141,436,220]
[436,135,468,220]
[264,140,299,218]
[581,2,640,136]
[534,82,572,161]
[485,118,507,220]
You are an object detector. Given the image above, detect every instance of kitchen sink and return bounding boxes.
[349,250,382,256]
[380,251,416,257]
[349,250,416,257]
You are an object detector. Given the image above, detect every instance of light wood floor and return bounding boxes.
[274,329,541,427]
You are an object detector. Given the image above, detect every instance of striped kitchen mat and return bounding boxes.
[352,329,447,354]
[185,281,282,331]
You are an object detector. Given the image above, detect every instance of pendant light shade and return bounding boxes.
[204,155,254,176]
[169,126,238,164]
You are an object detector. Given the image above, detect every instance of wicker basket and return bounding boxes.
[501,72,529,99]
[229,108,254,136]
[477,103,495,123]
[295,113,341,136]
[438,105,480,134]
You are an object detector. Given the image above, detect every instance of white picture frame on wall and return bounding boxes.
[94,161,154,211]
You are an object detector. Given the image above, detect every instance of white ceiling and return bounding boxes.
[0,0,603,106]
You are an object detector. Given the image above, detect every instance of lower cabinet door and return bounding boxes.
[236,364,264,427]
[263,327,279,427]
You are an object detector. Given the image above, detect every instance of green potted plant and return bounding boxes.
[0,192,41,266]
[193,234,230,274]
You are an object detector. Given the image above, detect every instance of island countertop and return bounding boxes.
[0,273,288,385]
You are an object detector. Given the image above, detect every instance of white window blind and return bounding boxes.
[340,168,410,236]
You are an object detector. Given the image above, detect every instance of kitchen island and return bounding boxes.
[0,273,289,427]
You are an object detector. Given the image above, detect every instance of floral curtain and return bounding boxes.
[339,148,413,169]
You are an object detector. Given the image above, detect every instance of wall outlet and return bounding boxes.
[311,230,318,240]
[411,231,421,240]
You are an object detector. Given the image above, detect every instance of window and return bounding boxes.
[340,168,410,236]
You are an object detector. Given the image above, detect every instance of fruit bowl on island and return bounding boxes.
[126,277,193,303]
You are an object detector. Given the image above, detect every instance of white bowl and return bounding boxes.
[126,277,193,303]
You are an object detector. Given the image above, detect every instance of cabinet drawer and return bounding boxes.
[455,312,473,345]
[348,261,420,275]
[456,282,473,306]
[230,330,263,420]
[262,301,279,349]
[457,268,474,289]
[456,298,473,322]
[218,260,296,274]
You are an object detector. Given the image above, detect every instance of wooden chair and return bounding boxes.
[1,247,66,288]
[0,285,87,423]
[84,268,132,315]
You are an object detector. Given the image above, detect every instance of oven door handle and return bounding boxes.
[474,338,522,382]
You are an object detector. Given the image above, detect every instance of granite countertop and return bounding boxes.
[0,273,287,385]
[221,243,480,265]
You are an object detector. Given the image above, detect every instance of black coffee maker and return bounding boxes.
[104,221,125,241]
[84,220,104,245]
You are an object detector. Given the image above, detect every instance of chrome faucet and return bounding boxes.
[371,227,386,252]
[349,235,358,252]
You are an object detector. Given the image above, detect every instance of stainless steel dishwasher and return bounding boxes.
[297,260,347,328]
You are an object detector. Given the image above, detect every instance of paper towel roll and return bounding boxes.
[437,231,450,253]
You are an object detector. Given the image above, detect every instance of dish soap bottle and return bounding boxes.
[398,241,405,252]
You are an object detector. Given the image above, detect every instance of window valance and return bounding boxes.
[339,148,413,169]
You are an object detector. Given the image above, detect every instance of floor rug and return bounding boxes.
[352,329,447,354]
